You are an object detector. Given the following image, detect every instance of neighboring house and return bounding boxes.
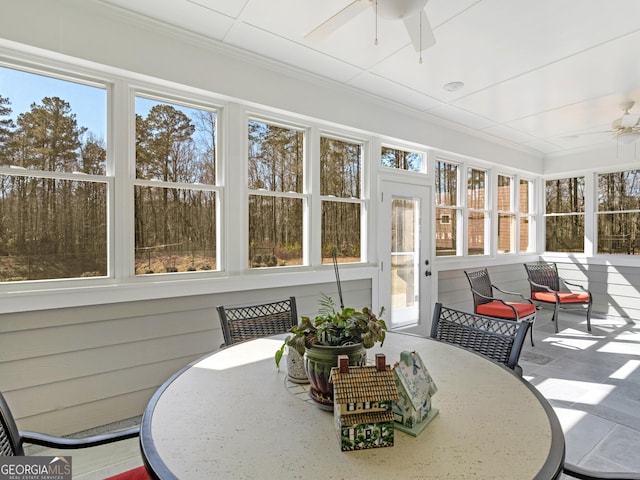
[392,351,439,436]
[331,354,399,451]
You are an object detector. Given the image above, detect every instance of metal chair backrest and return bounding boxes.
[430,303,529,371]
[217,297,298,346]
[524,262,561,293]
[0,391,24,455]
[464,268,494,307]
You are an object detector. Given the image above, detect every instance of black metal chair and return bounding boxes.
[430,302,530,374]
[563,463,640,480]
[0,390,140,456]
[523,262,593,333]
[216,296,298,347]
[464,268,536,346]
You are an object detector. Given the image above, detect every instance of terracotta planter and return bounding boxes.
[304,343,367,409]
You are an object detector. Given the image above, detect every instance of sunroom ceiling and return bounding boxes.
[96,0,640,157]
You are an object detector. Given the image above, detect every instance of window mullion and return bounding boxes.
[226,103,246,275]
[112,79,134,280]
[584,172,595,256]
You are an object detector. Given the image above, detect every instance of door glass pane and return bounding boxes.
[390,197,419,326]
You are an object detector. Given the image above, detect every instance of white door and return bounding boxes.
[378,181,432,336]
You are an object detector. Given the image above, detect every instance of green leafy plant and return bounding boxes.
[275,293,386,368]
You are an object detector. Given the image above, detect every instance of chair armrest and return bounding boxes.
[491,285,533,303]
[527,280,559,294]
[470,287,521,318]
[20,426,140,449]
[469,287,499,302]
[470,288,519,307]
[561,279,592,295]
[563,462,640,480]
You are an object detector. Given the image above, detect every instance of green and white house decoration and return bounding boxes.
[331,353,398,451]
[392,350,439,436]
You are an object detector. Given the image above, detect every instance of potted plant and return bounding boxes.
[276,293,387,408]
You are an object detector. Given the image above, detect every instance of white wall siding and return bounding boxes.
[543,256,640,320]
[436,262,534,313]
[0,280,371,434]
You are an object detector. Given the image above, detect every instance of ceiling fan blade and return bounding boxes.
[305,1,370,42]
[580,130,614,135]
[403,9,435,52]
[621,113,640,128]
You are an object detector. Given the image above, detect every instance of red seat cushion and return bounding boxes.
[103,466,151,480]
[532,292,590,304]
[476,301,536,319]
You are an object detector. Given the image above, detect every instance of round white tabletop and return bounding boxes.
[141,331,564,479]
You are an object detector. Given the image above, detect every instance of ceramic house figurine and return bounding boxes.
[392,350,438,436]
[331,353,399,451]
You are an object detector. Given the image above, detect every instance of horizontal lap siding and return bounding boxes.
[0,280,371,435]
[437,263,532,313]
[440,259,640,321]
[545,257,640,319]
[437,270,472,311]
[0,297,217,435]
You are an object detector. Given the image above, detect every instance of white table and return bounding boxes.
[140,332,564,479]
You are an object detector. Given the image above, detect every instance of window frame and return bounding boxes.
[496,173,516,254]
[0,62,113,285]
[466,166,490,256]
[518,177,536,253]
[318,131,368,265]
[246,115,308,269]
[543,175,586,254]
[595,169,640,256]
[132,91,222,277]
[380,143,426,174]
[434,157,462,257]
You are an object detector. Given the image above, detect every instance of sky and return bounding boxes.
[0,65,207,142]
[0,65,107,139]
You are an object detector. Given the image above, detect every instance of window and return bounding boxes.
[134,96,218,274]
[497,174,515,253]
[380,145,423,172]
[0,66,108,282]
[467,167,488,255]
[597,170,640,255]
[248,119,304,268]
[519,179,535,252]
[435,159,459,256]
[320,135,363,264]
[545,177,584,252]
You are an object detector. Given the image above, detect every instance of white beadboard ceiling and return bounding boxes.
[97,0,640,157]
